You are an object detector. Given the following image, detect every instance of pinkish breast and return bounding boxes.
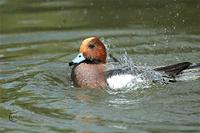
[71,63,107,89]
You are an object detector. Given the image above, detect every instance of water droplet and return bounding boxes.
[115,15,119,19]
[90,2,94,6]
[83,9,88,15]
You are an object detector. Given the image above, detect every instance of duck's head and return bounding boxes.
[69,37,107,66]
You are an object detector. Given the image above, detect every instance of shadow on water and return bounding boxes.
[0,0,200,132]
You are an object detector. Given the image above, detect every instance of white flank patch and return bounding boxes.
[106,74,144,89]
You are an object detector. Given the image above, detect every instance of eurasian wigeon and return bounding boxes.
[69,37,200,89]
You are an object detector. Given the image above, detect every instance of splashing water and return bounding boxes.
[106,51,168,94]
[101,38,199,94]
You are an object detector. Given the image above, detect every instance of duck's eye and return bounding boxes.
[88,44,95,49]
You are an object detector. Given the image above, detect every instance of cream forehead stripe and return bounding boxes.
[82,37,96,44]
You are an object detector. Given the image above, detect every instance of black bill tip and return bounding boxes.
[69,62,74,66]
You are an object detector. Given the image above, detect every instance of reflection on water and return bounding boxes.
[0,0,200,132]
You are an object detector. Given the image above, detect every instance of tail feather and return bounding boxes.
[154,62,192,77]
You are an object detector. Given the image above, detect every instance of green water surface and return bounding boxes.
[0,0,200,133]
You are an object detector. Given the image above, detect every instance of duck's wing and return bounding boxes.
[106,68,132,78]
[154,62,200,77]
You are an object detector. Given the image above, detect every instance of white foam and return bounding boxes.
[176,69,200,81]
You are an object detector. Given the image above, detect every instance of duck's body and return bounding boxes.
[69,37,200,89]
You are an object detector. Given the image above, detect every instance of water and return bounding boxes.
[0,0,200,132]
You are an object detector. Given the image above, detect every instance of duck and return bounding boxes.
[69,37,200,89]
